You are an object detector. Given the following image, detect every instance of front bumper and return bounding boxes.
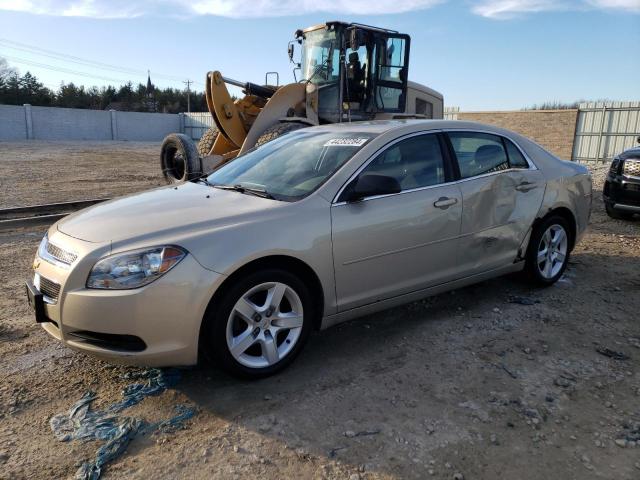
[603,174,640,211]
[33,229,224,367]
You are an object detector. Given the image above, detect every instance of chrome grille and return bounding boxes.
[46,241,77,265]
[623,159,640,177]
[39,276,61,301]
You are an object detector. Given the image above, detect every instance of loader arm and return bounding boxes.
[205,71,249,151]
[239,83,317,155]
[205,70,319,157]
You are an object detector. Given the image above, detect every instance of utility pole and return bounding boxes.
[183,79,193,113]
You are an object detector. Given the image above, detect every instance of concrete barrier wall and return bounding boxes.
[0,104,28,140]
[31,106,113,141]
[115,111,181,141]
[0,104,182,141]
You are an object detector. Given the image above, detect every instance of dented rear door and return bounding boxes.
[446,131,545,275]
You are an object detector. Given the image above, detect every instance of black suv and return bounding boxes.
[604,137,640,220]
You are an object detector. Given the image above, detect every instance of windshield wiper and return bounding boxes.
[213,184,275,200]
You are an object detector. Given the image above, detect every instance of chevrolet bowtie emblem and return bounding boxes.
[33,259,40,270]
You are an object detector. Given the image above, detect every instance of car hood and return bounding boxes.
[56,182,280,243]
[621,146,640,160]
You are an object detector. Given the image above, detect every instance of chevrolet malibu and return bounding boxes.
[27,120,592,378]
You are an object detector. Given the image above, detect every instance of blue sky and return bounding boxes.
[0,0,638,110]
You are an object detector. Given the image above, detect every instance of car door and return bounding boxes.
[446,131,545,275]
[331,132,463,312]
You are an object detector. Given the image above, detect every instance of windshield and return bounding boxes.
[301,29,340,85]
[206,131,376,201]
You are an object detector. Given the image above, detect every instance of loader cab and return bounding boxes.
[294,22,411,123]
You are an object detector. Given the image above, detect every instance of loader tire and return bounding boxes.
[160,133,200,184]
[197,127,219,157]
[254,122,308,148]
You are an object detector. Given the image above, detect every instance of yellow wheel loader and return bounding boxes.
[160,21,444,183]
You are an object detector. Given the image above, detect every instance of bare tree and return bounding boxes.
[0,56,17,82]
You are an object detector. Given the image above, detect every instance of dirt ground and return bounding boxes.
[1,142,639,480]
[0,141,164,208]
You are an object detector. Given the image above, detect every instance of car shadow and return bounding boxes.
[171,201,639,477]
[173,269,564,475]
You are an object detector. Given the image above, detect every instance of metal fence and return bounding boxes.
[443,107,460,120]
[183,112,214,141]
[572,101,640,163]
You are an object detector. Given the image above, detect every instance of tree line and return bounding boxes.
[0,59,206,113]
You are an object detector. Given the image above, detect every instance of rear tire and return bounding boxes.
[202,269,313,379]
[160,133,200,184]
[605,202,634,220]
[525,215,572,286]
[197,127,219,157]
[254,122,308,148]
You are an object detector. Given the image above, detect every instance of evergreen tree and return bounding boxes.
[21,72,53,106]
[0,58,207,113]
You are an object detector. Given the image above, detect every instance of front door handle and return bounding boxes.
[433,197,458,209]
[515,181,538,192]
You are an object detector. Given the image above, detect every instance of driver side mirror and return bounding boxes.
[345,174,401,202]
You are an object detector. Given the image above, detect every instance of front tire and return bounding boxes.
[197,127,219,157]
[525,215,571,286]
[202,269,313,378]
[254,122,308,148]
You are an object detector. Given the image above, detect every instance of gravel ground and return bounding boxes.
[1,144,639,479]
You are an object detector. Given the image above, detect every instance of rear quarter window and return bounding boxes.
[504,139,529,168]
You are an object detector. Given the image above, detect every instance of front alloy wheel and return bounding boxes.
[203,269,313,378]
[226,282,304,369]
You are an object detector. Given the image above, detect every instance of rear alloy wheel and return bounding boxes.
[204,269,313,378]
[537,224,568,279]
[525,215,571,286]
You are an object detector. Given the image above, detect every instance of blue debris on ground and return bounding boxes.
[49,368,196,480]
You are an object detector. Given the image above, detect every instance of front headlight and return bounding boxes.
[87,246,187,290]
[610,158,620,174]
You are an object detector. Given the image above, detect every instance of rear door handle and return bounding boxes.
[516,181,538,192]
[433,197,458,209]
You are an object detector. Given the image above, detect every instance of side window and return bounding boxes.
[360,134,445,191]
[375,36,407,111]
[378,37,406,83]
[345,44,369,103]
[448,132,509,179]
[504,139,529,168]
[415,98,433,118]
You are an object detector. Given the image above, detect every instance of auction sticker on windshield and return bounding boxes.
[324,138,369,147]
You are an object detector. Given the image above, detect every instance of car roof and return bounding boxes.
[304,119,513,136]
